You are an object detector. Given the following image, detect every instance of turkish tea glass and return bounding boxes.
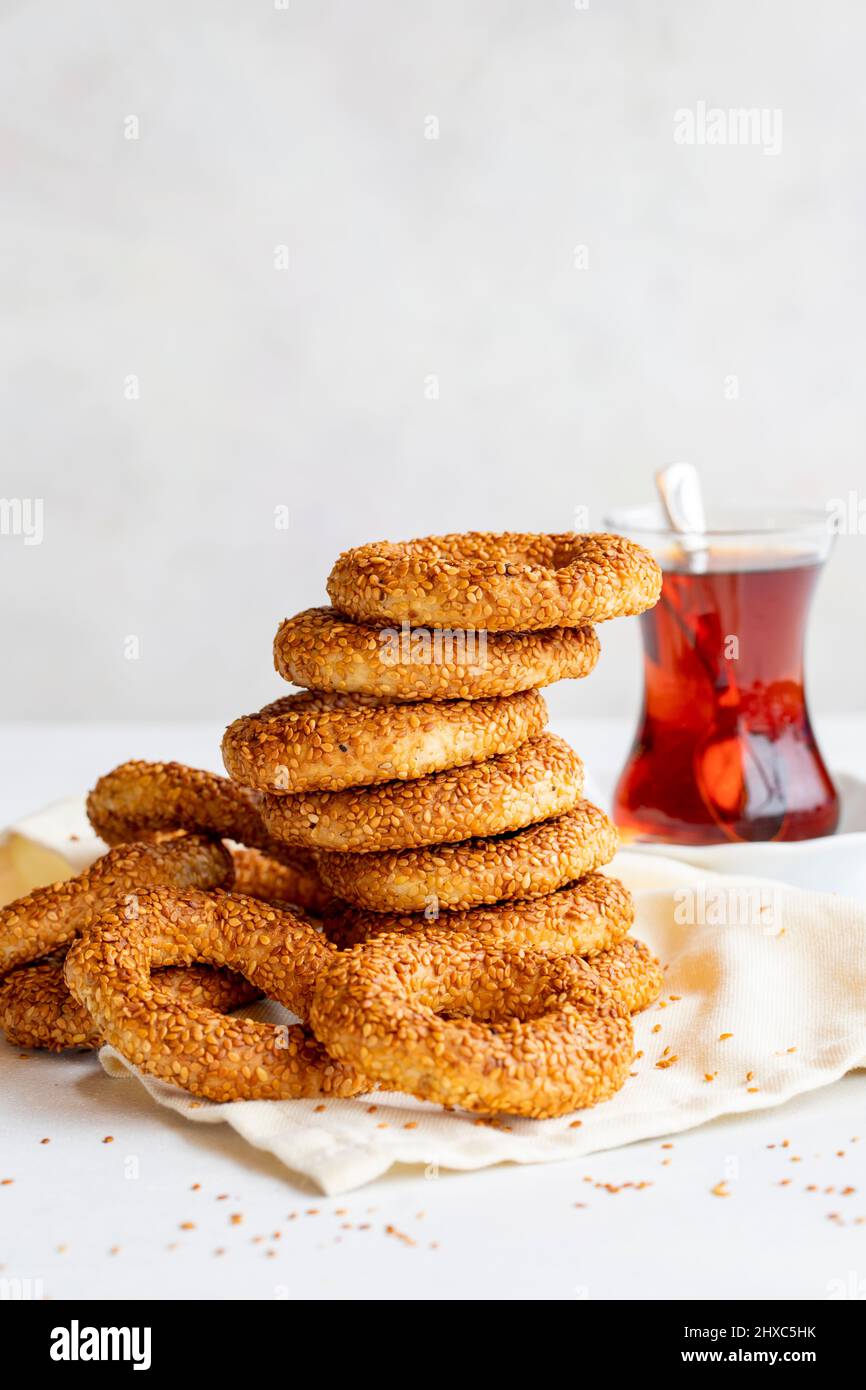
[605,505,839,845]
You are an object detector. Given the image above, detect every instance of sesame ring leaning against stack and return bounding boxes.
[315,801,620,913]
[222,688,547,794]
[309,932,634,1118]
[274,606,600,700]
[86,760,331,912]
[260,733,583,853]
[64,887,371,1102]
[327,531,662,632]
[86,760,320,883]
[324,870,632,956]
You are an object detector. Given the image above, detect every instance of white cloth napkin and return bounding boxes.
[5,799,866,1195]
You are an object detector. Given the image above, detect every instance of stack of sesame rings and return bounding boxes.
[274,606,601,701]
[64,887,370,1101]
[259,733,584,853]
[1,527,664,1118]
[208,527,665,1114]
[308,933,635,1119]
[326,531,662,631]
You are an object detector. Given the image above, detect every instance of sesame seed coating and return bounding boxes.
[273,606,600,700]
[86,760,314,871]
[309,935,634,1118]
[327,532,662,632]
[222,688,547,794]
[572,937,664,1015]
[315,801,619,913]
[324,871,633,956]
[0,835,233,976]
[229,846,332,915]
[0,959,261,1053]
[260,733,583,853]
[64,887,370,1102]
[0,836,330,1053]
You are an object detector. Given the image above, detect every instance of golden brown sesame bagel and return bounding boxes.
[309,934,634,1118]
[0,835,233,977]
[228,846,332,914]
[315,801,620,913]
[259,733,583,853]
[64,887,371,1102]
[575,937,663,1016]
[324,871,633,957]
[86,759,316,875]
[0,958,261,1053]
[273,606,600,700]
[86,760,329,910]
[87,760,270,849]
[222,688,548,794]
[327,532,662,632]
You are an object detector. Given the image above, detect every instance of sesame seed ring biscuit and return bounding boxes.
[260,733,584,854]
[86,760,306,869]
[229,846,332,915]
[273,606,600,701]
[324,871,633,956]
[0,835,234,977]
[221,688,547,794]
[0,958,261,1053]
[315,801,619,913]
[575,937,663,1016]
[327,532,662,633]
[64,887,371,1102]
[309,934,633,1118]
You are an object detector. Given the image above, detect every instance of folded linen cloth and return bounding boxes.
[4,799,866,1195]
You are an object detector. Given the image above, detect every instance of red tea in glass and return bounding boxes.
[607,508,839,845]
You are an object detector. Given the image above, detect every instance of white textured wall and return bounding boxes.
[2,0,864,725]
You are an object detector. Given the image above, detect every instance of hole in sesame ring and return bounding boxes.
[64,887,371,1102]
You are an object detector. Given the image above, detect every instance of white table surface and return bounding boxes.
[2,714,865,1302]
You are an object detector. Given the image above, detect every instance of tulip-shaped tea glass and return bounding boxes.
[605,506,839,845]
